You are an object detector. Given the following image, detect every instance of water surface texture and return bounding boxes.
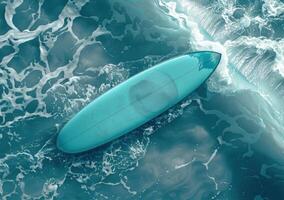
[0,0,284,199]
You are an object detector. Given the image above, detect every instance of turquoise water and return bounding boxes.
[0,0,283,199]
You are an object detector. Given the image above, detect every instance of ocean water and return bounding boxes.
[0,0,283,199]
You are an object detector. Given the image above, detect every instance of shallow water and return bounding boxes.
[0,0,283,199]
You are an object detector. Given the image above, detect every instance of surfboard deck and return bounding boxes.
[57,51,221,153]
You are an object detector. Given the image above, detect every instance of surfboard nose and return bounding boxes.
[189,51,221,71]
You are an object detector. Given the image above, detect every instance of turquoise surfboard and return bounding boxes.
[57,51,221,153]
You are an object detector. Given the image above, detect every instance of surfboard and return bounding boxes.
[57,51,221,153]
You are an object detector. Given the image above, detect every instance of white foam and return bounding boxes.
[263,0,284,17]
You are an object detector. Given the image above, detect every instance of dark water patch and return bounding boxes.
[0,84,9,98]
[0,45,14,62]
[26,88,37,98]
[7,37,40,73]
[30,0,68,31]
[202,94,243,117]
[2,181,15,196]
[12,0,39,31]
[236,117,260,134]
[270,18,284,40]
[106,19,129,36]
[0,2,10,35]
[0,131,11,157]
[80,0,113,21]
[72,16,98,39]
[24,175,45,197]
[26,99,38,113]
[22,70,42,88]
[15,97,24,104]
[47,32,78,71]
[223,131,243,142]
